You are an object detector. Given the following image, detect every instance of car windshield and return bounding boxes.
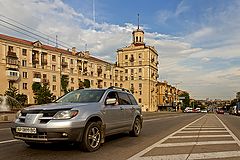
[56,89,105,103]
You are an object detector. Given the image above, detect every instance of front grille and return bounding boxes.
[15,132,48,141]
[19,108,71,124]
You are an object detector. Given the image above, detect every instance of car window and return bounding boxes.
[117,92,131,105]
[56,89,105,103]
[128,94,138,105]
[105,91,119,104]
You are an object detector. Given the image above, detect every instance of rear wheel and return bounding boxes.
[129,117,141,137]
[80,122,102,152]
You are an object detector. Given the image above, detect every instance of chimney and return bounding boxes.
[72,47,76,56]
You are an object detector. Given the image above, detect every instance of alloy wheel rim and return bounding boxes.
[134,120,140,134]
[88,126,101,148]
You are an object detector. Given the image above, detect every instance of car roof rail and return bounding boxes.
[108,86,130,93]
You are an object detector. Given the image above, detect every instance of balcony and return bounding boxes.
[6,70,19,81]
[7,51,18,59]
[97,67,102,73]
[32,57,39,64]
[61,61,68,68]
[6,58,19,69]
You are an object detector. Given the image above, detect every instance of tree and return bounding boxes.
[61,75,69,94]
[83,79,90,88]
[16,94,28,105]
[5,87,18,98]
[5,87,28,105]
[32,82,41,93]
[179,92,190,110]
[34,84,54,104]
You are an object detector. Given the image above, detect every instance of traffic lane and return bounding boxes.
[0,113,203,160]
[217,114,240,140]
[0,122,13,141]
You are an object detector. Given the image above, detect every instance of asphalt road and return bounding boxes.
[1,113,239,160]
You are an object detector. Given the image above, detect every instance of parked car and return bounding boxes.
[216,109,224,114]
[11,87,143,152]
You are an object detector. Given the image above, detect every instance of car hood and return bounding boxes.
[24,102,96,111]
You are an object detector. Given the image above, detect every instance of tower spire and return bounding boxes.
[137,13,139,29]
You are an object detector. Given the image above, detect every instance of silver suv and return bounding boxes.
[11,87,143,152]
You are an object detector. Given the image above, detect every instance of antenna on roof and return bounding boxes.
[137,13,140,29]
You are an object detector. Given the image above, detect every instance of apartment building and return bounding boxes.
[0,27,182,111]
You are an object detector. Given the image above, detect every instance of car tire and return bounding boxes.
[80,121,102,152]
[129,117,141,137]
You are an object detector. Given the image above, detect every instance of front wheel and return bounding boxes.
[129,117,142,137]
[80,122,102,152]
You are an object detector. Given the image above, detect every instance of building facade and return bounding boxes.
[0,27,182,111]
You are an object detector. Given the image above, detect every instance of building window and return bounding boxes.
[131,76,134,80]
[70,59,73,64]
[53,75,56,82]
[23,83,27,90]
[110,83,112,86]
[125,62,128,66]
[120,83,123,87]
[139,61,142,65]
[125,76,128,80]
[104,82,107,87]
[22,60,27,67]
[139,98,142,103]
[110,75,112,79]
[104,74,106,79]
[139,91,142,95]
[125,55,128,60]
[43,74,47,79]
[52,65,56,71]
[70,68,74,74]
[71,78,74,84]
[52,55,56,62]
[22,49,27,56]
[131,69,134,74]
[8,46,13,52]
[23,72,27,78]
[139,83,142,88]
[139,53,142,59]
[115,83,118,87]
[125,69,128,73]
[139,76,142,80]
[52,85,56,91]
[139,68,142,72]
[91,71,93,76]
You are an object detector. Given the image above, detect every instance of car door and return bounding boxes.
[117,92,134,129]
[103,91,125,134]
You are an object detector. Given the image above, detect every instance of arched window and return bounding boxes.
[136,36,138,42]
[140,37,142,42]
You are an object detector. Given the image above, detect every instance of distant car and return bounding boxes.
[217,109,224,114]
[184,107,193,113]
[201,109,207,113]
[11,87,143,152]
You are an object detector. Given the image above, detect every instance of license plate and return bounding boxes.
[16,127,37,134]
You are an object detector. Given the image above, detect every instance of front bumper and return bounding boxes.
[11,121,85,143]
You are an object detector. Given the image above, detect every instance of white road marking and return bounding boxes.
[0,139,19,144]
[144,115,184,122]
[0,128,10,131]
[134,151,240,160]
[127,115,206,160]
[183,127,225,130]
[179,130,228,133]
[128,114,240,160]
[158,141,236,147]
[170,135,232,138]
[216,115,240,147]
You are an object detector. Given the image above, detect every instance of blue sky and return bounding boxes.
[0,0,240,100]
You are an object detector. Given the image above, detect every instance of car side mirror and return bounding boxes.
[106,98,117,105]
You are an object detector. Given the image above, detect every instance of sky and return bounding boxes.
[0,0,239,100]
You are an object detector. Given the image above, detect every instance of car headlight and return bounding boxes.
[16,110,22,119]
[53,110,79,120]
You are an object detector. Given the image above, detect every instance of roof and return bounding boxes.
[0,33,112,64]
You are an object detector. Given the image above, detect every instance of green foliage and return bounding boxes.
[179,92,190,110]
[16,94,28,105]
[32,82,41,93]
[83,79,90,88]
[5,87,18,98]
[61,75,69,94]
[5,87,28,105]
[34,84,54,104]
